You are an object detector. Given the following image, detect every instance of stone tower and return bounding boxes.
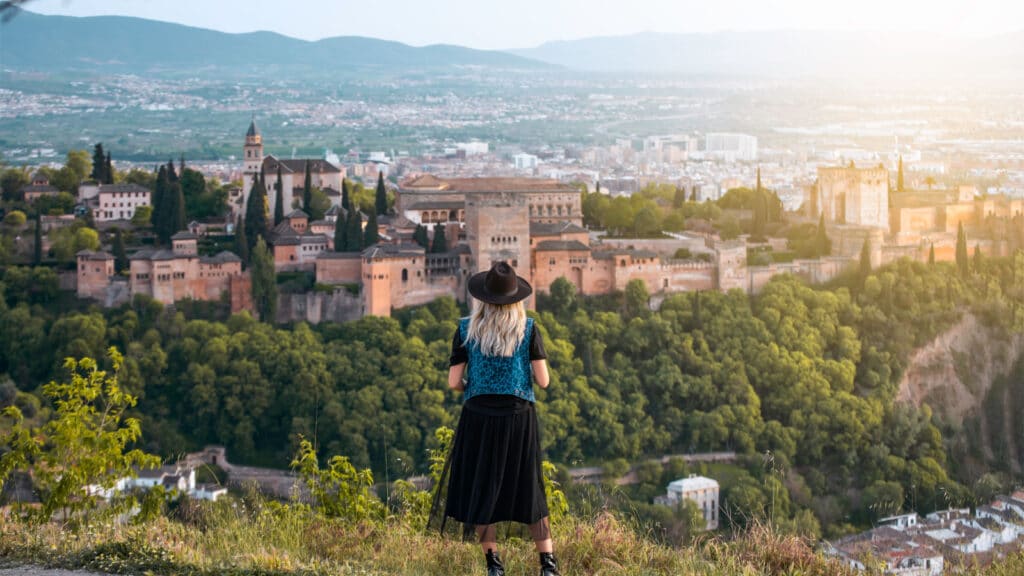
[464,191,532,303]
[243,118,263,176]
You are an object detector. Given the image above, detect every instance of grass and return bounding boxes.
[2,497,1023,575]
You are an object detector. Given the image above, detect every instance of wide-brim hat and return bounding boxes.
[468,261,532,305]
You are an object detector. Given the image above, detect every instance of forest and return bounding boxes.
[2,252,1024,539]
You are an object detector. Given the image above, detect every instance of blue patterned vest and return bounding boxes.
[460,317,536,402]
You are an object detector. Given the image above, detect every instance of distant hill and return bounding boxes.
[510,30,1024,78]
[0,10,549,76]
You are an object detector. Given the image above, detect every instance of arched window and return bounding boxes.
[402,269,408,282]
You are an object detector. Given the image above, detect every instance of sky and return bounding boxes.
[25,0,1022,50]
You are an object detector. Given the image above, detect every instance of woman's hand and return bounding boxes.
[532,359,550,389]
[448,363,466,392]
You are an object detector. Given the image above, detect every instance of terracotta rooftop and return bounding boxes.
[263,155,342,175]
[401,175,577,193]
[530,221,588,236]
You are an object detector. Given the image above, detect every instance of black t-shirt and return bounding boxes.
[449,323,547,367]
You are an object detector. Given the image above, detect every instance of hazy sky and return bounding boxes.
[25,0,1021,49]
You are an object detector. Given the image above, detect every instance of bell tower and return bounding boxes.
[244,117,263,176]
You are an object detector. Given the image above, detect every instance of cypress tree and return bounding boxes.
[33,214,42,265]
[302,160,313,214]
[859,237,872,283]
[274,165,284,226]
[250,236,277,323]
[345,209,363,253]
[152,165,167,239]
[928,243,935,265]
[413,224,428,248]
[172,180,187,234]
[431,222,447,253]
[167,159,178,182]
[375,170,387,215]
[334,211,346,252]
[245,170,269,254]
[897,155,905,192]
[815,213,831,257]
[956,221,969,278]
[113,228,128,274]
[341,179,351,212]
[673,186,686,209]
[364,209,379,246]
[105,152,113,184]
[234,215,249,264]
[689,187,698,203]
[91,143,106,182]
[973,245,983,273]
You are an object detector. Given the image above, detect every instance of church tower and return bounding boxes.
[244,117,263,176]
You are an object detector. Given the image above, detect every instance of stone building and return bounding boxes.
[75,249,115,300]
[20,172,59,203]
[398,175,582,227]
[95,184,151,222]
[654,475,720,530]
[237,119,344,220]
[128,232,243,305]
[813,165,890,231]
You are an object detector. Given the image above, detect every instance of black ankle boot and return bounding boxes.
[485,550,505,576]
[539,552,561,576]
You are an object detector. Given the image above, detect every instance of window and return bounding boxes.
[402,269,408,282]
[549,258,555,266]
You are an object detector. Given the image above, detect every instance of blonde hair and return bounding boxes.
[465,300,527,357]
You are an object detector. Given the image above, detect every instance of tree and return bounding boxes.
[341,179,351,212]
[172,177,187,234]
[413,224,429,249]
[815,213,831,257]
[928,243,935,265]
[180,168,206,221]
[897,155,904,192]
[375,170,388,215]
[364,209,379,246]
[131,205,152,227]
[33,214,41,265]
[151,165,167,240]
[689,187,698,203]
[956,222,969,278]
[345,210,363,253]
[104,152,113,184]
[291,437,382,521]
[250,237,277,323]
[112,229,128,274]
[244,171,269,254]
[1,167,29,202]
[548,277,577,318]
[973,245,983,274]
[334,213,346,252]
[303,160,313,215]
[274,165,285,226]
[624,279,649,319]
[50,225,100,263]
[431,222,447,253]
[32,349,161,524]
[3,210,25,227]
[859,237,872,285]
[90,143,106,183]
[234,215,249,264]
[673,186,686,209]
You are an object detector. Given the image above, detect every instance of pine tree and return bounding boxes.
[250,237,277,323]
[345,210,363,253]
[91,143,106,182]
[431,222,447,253]
[274,165,284,226]
[897,155,905,192]
[375,170,387,215]
[341,179,351,212]
[104,152,113,184]
[364,209,379,246]
[33,214,42,265]
[112,229,128,274]
[815,213,831,257]
[303,160,313,214]
[334,211,346,252]
[413,224,428,248]
[245,171,269,254]
[234,215,249,264]
[956,221,969,278]
[928,243,936,265]
[859,237,872,284]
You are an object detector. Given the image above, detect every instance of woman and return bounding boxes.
[436,261,561,576]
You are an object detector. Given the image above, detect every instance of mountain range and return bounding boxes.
[2,10,1023,79]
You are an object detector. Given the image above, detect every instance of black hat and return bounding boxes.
[467,261,532,305]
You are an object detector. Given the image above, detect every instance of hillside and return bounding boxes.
[0,10,549,76]
[510,30,1024,78]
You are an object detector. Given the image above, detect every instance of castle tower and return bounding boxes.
[362,249,393,317]
[243,118,263,176]
[464,191,532,304]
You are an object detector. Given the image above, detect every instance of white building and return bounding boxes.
[514,153,539,170]
[95,184,152,222]
[456,141,489,156]
[656,475,720,530]
[705,133,758,162]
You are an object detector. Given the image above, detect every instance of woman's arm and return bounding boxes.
[532,359,550,389]
[448,363,466,392]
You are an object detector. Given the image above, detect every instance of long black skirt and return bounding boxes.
[429,394,549,538]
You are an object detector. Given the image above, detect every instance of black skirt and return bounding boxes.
[430,394,549,535]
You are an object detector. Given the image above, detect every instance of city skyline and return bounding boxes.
[23,0,1024,50]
